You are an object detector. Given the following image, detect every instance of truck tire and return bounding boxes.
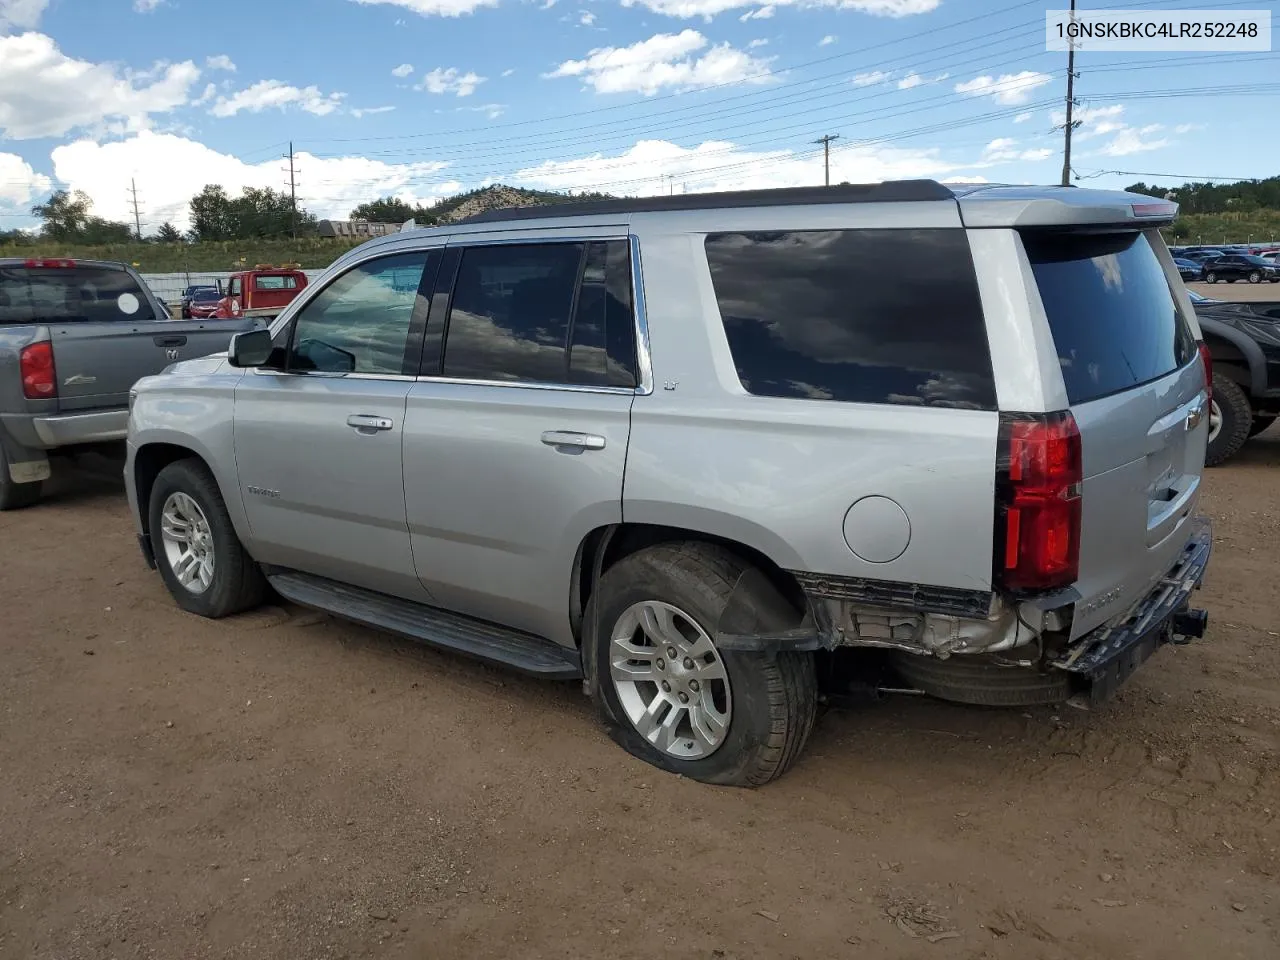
[148,459,266,618]
[1205,373,1253,467]
[1249,415,1276,438]
[0,444,43,511]
[889,652,1071,707]
[586,542,817,787]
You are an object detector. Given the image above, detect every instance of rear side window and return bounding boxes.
[705,229,996,409]
[1024,231,1196,405]
[441,240,637,387]
[0,265,153,325]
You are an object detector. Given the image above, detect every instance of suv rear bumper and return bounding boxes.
[1,409,128,450]
[1051,515,1213,705]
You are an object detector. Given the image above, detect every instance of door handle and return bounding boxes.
[541,430,606,451]
[347,414,394,432]
[154,335,187,347]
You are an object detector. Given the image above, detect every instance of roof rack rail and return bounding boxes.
[453,180,955,225]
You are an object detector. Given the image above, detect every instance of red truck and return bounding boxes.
[213,265,308,321]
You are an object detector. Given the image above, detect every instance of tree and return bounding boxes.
[31,189,92,240]
[189,185,235,242]
[80,218,133,244]
[156,222,183,243]
[350,196,436,225]
[189,184,318,241]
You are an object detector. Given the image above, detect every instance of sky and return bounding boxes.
[0,0,1276,235]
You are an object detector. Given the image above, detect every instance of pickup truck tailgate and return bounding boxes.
[51,318,259,411]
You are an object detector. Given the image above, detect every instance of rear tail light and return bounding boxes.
[20,342,57,399]
[996,411,1082,593]
[23,258,76,268]
[1197,342,1212,403]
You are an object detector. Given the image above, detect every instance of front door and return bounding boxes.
[233,250,437,600]
[402,235,639,645]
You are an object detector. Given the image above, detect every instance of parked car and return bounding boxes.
[1173,257,1203,281]
[0,258,263,510]
[1188,289,1280,463]
[1201,254,1280,284]
[1179,248,1226,262]
[178,284,220,318]
[125,183,1213,785]
[186,286,224,319]
[212,265,308,321]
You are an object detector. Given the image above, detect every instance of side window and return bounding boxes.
[704,229,997,410]
[228,277,242,298]
[442,242,583,383]
[286,253,428,375]
[568,240,638,388]
[255,274,299,291]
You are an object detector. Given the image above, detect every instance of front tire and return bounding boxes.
[1205,373,1253,467]
[587,543,817,786]
[1248,270,1262,284]
[1205,271,1218,283]
[148,459,266,617]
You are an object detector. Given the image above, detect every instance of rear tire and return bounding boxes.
[0,445,43,511]
[889,652,1071,707]
[1248,271,1262,284]
[148,459,267,618]
[587,542,817,787]
[1205,373,1253,467]
[1205,272,1218,283]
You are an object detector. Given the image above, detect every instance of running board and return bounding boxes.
[265,569,583,680]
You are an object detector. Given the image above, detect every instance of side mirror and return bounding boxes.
[227,328,274,368]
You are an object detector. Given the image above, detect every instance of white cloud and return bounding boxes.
[351,105,396,118]
[548,30,772,95]
[392,62,415,78]
[501,68,515,77]
[0,32,199,139]
[981,137,1053,163]
[192,82,217,106]
[420,66,486,96]
[1099,124,1169,157]
[454,103,506,119]
[133,0,164,11]
[954,70,1052,106]
[348,0,498,17]
[50,131,463,233]
[514,135,966,196]
[641,0,938,18]
[1013,111,1033,123]
[819,34,836,46]
[0,0,48,30]
[206,54,236,72]
[897,72,922,90]
[210,80,346,117]
[0,152,51,211]
[579,9,595,24]
[748,38,768,48]
[852,70,891,86]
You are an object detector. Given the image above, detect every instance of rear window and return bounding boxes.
[704,229,997,409]
[1023,231,1197,405]
[255,274,300,291]
[0,266,152,325]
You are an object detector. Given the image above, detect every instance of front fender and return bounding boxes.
[1198,315,1268,394]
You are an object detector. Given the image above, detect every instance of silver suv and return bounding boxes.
[125,182,1214,786]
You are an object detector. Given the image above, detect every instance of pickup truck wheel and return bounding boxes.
[1205,373,1253,467]
[0,445,42,511]
[586,543,817,787]
[148,459,266,618]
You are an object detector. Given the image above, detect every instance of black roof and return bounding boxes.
[453,180,954,225]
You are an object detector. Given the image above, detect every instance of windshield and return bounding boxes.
[192,289,222,302]
[1024,230,1198,405]
[0,265,154,325]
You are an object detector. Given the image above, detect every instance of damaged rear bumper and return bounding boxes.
[1050,516,1213,706]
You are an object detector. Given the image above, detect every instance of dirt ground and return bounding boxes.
[3,410,1278,957]
[1187,280,1280,301]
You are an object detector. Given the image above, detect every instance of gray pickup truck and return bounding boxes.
[0,257,259,509]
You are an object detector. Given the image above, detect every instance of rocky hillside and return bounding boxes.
[430,184,612,224]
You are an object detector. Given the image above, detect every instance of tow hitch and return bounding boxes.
[1171,607,1209,643]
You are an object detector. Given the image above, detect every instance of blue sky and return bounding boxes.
[0,0,1276,233]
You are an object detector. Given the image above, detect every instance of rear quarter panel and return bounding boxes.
[623,220,1000,591]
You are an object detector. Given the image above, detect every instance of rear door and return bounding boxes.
[1022,228,1206,638]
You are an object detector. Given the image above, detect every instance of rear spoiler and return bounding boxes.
[954,185,1178,229]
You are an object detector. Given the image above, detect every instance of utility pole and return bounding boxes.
[1060,0,1078,186]
[664,174,676,196]
[284,141,298,238]
[812,134,840,186]
[128,178,143,240]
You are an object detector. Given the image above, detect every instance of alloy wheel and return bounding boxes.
[159,492,216,594]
